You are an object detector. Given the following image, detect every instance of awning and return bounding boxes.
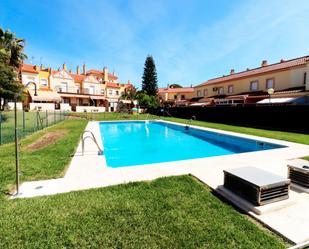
[29,90,61,102]
[190,102,209,106]
[90,95,106,100]
[226,94,248,100]
[257,97,296,104]
[59,93,90,99]
[120,100,132,104]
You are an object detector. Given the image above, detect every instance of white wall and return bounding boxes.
[7,102,23,110]
[83,75,103,95]
[60,103,71,111]
[30,103,55,111]
[21,72,39,89]
[50,70,75,92]
[76,106,105,113]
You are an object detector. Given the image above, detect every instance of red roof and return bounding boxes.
[21,64,38,74]
[51,70,60,76]
[108,73,118,80]
[197,55,309,87]
[87,69,119,80]
[70,73,86,82]
[158,87,194,93]
[106,82,120,88]
[86,69,102,75]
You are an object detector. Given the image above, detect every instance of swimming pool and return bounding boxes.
[99,121,285,168]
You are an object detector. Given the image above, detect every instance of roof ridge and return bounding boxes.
[197,55,309,87]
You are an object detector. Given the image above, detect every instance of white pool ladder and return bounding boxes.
[81,130,103,156]
[185,115,196,130]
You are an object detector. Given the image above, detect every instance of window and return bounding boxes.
[181,95,185,100]
[40,78,48,87]
[218,87,224,94]
[203,89,208,96]
[228,85,234,94]
[75,84,80,94]
[250,80,258,91]
[89,86,95,94]
[304,72,307,85]
[61,82,68,92]
[108,89,113,95]
[115,90,119,96]
[174,95,177,100]
[266,78,274,89]
[197,90,202,97]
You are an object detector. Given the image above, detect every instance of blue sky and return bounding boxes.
[1,0,309,88]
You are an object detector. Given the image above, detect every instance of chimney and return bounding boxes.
[83,63,86,75]
[167,84,170,88]
[280,59,285,63]
[69,69,72,73]
[48,67,51,73]
[246,68,250,71]
[40,64,44,70]
[63,63,67,71]
[76,65,80,74]
[103,67,108,82]
[230,69,235,75]
[261,60,268,67]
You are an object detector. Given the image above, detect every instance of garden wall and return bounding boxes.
[156,105,309,134]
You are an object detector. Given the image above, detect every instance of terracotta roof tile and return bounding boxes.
[158,87,194,93]
[70,73,86,82]
[106,82,121,88]
[86,69,103,75]
[21,64,38,74]
[197,55,309,87]
[87,69,118,80]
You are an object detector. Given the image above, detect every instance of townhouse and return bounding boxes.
[194,55,309,105]
[20,63,132,112]
[158,85,194,106]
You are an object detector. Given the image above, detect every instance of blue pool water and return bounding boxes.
[99,121,284,168]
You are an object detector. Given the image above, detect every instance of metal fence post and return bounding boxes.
[36,111,39,130]
[46,110,48,127]
[0,112,2,145]
[54,110,56,124]
[22,110,25,132]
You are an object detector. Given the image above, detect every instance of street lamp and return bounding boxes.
[14,81,37,196]
[267,88,274,105]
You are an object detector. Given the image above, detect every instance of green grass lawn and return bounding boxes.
[0,118,87,196]
[1,112,306,248]
[0,111,66,144]
[0,176,287,249]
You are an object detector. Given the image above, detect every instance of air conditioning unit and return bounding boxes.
[213,87,218,91]
[223,167,290,206]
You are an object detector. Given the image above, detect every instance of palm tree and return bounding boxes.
[0,28,27,68]
[0,28,26,109]
[120,85,138,104]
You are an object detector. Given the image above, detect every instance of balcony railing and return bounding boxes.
[55,86,104,95]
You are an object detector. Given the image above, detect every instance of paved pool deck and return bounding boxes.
[14,120,309,245]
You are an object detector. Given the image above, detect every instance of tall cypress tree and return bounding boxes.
[142,55,158,96]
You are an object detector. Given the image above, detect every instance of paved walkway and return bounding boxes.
[14,121,309,244]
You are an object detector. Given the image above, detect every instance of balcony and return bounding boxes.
[55,86,105,96]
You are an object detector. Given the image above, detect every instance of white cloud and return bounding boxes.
[24,0,309,87]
